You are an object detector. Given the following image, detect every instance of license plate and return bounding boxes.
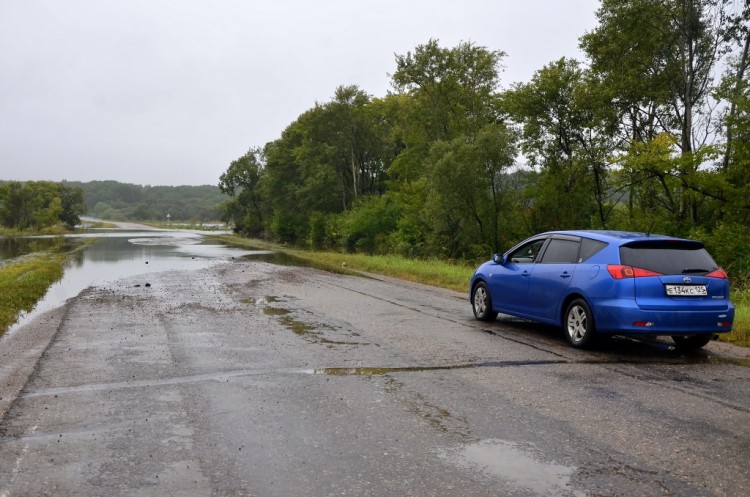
[665,285,707,296]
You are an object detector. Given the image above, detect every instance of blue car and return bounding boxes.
[469,230,734,349]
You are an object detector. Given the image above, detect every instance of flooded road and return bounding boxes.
[0,231,748,496]
[3,227,265,333]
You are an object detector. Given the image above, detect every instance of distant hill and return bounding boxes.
[65,180,227,222]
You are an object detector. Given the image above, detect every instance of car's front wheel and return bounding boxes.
[564,299,596,348]
[671,334,713,350]
[472,282,497,322]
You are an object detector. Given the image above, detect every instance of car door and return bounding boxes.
[489,237,547,315]
[525,236,581,322]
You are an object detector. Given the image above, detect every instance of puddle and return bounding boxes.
[238,247,361,276]
[441,439,583,497]
[309,365,475,376]
[279,315,316,336]
[243,296,286,306]
[257,303,366,346]
[318,338,368,346]
[262,307,291,316]
[241,251,309,267]
[707,355,750,368]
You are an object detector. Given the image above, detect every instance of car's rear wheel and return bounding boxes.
[472,282,497,322]
[564,299,596,348]
[671,334,713,350]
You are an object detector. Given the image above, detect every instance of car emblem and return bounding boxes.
[683,276,692,283]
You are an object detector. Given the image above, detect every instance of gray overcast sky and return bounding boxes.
[0,0,601,186]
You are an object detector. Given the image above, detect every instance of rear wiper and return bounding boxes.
[682,268,710,274]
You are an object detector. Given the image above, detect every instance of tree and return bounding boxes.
[219,148,265,235]
[0,181,83,230]
[58,184,86,228]
[717,1,750,223]
[501,58,615,230]
[391,39,505,142]
[582,0,734,225]
[423,123,519,257]
[388,40,505,186]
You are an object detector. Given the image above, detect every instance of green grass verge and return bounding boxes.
[213,234,749,347]
[0,238,96,335]
[0,225,71,236]
[0,252,68,334]
[724,289,750,347]
[211,235,475,292]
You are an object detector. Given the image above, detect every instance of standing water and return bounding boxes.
[3,228,265,335]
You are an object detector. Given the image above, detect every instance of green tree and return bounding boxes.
[58,184,86,228]
[502,58,615,230]
[423,123,519,257]
[219,148,265,235]
[582,0,734,226]
[0,181,82,230]
[716,1,750,223]
[391,39,505,142]
[387,40,509,256]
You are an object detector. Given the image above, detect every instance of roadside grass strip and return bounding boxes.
[0,252,67,334]
[725,289,750,347]
[212,235,474,293]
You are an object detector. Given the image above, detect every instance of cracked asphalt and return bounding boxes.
[1,257,749,496]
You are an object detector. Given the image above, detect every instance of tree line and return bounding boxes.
[72,181,226,222]
[222,0,748,280]
[0,181,86,230]
[0,180,227,230]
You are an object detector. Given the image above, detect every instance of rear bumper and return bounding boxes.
[591,298,734,335]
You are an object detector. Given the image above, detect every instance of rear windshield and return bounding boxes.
[620,242,718,275]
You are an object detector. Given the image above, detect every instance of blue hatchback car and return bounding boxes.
[469,230,734,349]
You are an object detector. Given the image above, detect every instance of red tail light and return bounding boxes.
[607,265,663,279]
[706,268,728,279]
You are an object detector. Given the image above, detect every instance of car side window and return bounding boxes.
[539,238,580,264]
[508,239,546,264]
[579,237,607,262]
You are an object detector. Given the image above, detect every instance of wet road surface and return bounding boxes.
[0,254,749,496]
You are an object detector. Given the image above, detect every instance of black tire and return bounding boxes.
[472,282,497,322]
[671,334,713,350]
[564,299,596,348]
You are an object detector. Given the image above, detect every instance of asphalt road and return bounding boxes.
[1,259,748,496]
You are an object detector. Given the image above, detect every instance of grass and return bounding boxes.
[0,225,71,236]
[213,234,750,347]
[211,235,475,292]
[0,238,96,335]
[0,252,68,334]
[725,289,750,347]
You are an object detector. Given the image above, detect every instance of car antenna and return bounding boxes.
[646,219,656,237]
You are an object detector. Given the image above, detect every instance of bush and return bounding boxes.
[271,211,306,244]
[690,222,750,289]
[338,196,401,254]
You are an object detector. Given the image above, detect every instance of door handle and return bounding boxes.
[560,272,571,279]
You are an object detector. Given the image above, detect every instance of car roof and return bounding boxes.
[539,230,695,246]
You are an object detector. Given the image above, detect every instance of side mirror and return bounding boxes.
[492,253,506,265]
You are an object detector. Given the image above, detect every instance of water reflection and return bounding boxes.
[5,229,257,334]
[440,439,584,497]
[0,236,84,263]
